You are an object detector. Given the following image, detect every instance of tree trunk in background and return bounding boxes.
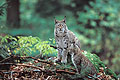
[6,0,20,28]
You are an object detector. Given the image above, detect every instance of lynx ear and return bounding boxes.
[62,16,66,23]
[54,17,58,24]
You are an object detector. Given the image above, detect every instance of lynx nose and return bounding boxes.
[59,26,63,31]
[59,27,62,30]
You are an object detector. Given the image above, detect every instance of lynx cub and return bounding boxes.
[70,44,97,77]
[54,16,81,63]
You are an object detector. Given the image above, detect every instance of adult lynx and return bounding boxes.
[54,16,81,63]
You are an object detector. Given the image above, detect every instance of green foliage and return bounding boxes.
[0,35,57,57]
[76,0,120,50]
[35,0,63,17]
[82,51,117,78]
[0,2,6,16]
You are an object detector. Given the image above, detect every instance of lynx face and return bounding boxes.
[55,19,68,36]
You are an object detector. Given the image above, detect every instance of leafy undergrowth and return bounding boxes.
[0,34,118,80]
[0,34,57,57]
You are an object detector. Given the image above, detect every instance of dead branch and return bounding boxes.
[55,69,76,75]
[0,55,53,65]
[50,45,57,49]
[0,56,11,63]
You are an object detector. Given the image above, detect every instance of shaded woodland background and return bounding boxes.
[0,0,120,76]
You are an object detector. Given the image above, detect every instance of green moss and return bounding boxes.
[82,51,117,79]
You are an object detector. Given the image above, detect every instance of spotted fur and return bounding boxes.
[54,16,81,63]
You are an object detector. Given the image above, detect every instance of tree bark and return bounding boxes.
[6,0,20,28]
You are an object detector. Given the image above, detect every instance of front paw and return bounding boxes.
[54,58,61,63]
[61,59,67,64]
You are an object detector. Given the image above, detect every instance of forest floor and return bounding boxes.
[0,55,117,80]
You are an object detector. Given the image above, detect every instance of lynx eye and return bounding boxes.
[58,24,62,27]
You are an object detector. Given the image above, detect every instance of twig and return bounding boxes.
[0,56,11,63]
[0,55,53,65]
[17,56,54,65]
[50,45,57,49]
[55,69,76,75]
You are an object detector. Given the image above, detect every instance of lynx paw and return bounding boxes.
[54,58,61,63]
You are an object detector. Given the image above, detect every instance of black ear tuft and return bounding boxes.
[54,17,58,24]
[64,16,66,19]
[63,16,66,23]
